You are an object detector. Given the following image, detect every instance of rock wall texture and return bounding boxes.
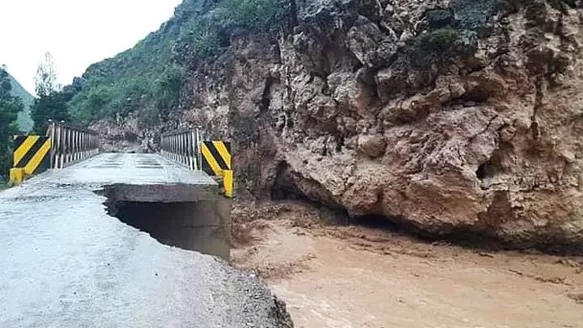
[170,0,583,249]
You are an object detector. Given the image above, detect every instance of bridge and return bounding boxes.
[0,122,291,327]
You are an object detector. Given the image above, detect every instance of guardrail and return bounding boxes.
[160,128,233,198]
[47,120,99,169]
[160,128,202,171]
[9,121,100,185]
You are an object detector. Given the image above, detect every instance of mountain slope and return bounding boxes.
[66,0,289,125]
[65,0,200,124]
[7,73,34,132]
[72,0,583,250]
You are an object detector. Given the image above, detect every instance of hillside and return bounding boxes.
[65,0,201,124]
[67,0,583,251]
[7,73,34,132]
[66,0,289,125]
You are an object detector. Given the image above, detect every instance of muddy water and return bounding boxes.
[233,220,583,328]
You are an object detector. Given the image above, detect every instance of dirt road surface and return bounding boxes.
[232,202,583,328]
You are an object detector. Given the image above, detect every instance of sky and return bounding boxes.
[0,0,183,95]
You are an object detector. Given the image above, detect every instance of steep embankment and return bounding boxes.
[7,73,34,132]
[79,0,583,250]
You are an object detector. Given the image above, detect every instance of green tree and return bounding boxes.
[31,92,73,134]
[0,67,23,182]
[34,52,60,97]
[31,52,70,134]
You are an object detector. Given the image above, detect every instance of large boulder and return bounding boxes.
[175,0,583,251]
[358,135,387,158]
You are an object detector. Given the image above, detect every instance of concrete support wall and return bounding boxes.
[103,184,231,260]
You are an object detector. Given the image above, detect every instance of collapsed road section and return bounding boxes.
[0,153,293,327]
[101,183,231,260]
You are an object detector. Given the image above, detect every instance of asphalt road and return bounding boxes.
[0,154,293,327]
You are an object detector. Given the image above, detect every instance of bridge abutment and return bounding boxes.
[101,183,231,260]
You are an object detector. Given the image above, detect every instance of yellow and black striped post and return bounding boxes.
[201,141,231,176]
[9,135,52,185]
[201,141,232,198]
[9,121,100,185]
[160,128,233,198]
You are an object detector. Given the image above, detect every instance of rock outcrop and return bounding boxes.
[170,0,583,250]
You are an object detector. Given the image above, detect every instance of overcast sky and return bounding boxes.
[0,0,182,95]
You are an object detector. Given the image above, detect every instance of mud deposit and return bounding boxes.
[232,202,583,328]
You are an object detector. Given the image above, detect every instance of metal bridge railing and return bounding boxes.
[9,121,100,185]
[160,128,202,171]
[47,120,100,169]
[160,128,233,198]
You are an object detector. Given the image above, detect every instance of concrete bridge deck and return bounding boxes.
[0,153,289,328]
[34,152,218,185]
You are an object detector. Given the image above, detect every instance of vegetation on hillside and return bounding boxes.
[0,67,23,182]
[62,0,291,126]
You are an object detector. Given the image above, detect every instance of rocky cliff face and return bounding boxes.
[128,0,583,250]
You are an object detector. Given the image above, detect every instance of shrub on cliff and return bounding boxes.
[414,26,477,66]
[214,0,292,32]
[418,27,459,53]
[177,0,292,61]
